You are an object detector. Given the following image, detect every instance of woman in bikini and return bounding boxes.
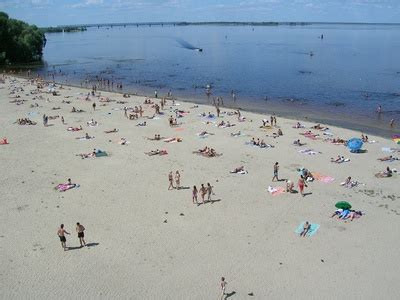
[298,175,307,197]
[175,171,181,190]
[200,184,207,204]
[192,186,198,204]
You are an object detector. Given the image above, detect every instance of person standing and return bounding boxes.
[175,171,181,190]
[298,175,308,197]
[207,183,213,202]
[168,172,174,190]
[272,162,279,182]
[154,90,158,98]
[57,224,70,251]
[192,185,198,204]
[76,222,86,247]
[219,277,227,300]
[92,102,96,111]
[200,184,207,204]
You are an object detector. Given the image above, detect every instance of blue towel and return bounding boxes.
[295,222,320,237]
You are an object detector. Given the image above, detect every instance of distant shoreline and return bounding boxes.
[55,21,400,28]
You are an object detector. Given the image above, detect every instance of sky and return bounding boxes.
[0,0,399,27]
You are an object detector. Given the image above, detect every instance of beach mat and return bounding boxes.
[311,172,335,183]
[295,222,320,237]
[267,186,285,196]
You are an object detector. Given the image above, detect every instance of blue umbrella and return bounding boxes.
[347,138,363,152]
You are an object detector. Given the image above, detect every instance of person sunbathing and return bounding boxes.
[378,155,398,162]
[67,126,83,131]
[300,222,311,237]
[119,138,127,145]
[104,128,118,133]
[231,131,242,137]
[71,107,84,113]
[230,166,245,173]
[196,146,209,153]
[146,149,168,156]
[293,139,305,146]
[341,176,358,188]
[164,137,182,143]
[0,137,9,145]
[199,131,214,137]
[136,121,147,126]
[86,119,98,126]
[76,151,96,159]
[293,122,304,128]
[52,107,61,110]
[312,124,324,130]
[331,155,345,163]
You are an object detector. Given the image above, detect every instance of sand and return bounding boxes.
[1,75,400,299]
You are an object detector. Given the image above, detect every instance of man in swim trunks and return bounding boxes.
[76,222,86,247]
[57,224,70,251]
[272,162,279,182]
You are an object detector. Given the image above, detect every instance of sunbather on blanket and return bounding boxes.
[230,166,245,173]
[331,155,350,163]
[375,167,394,178]
[104,128,118,133]
[378,155,399,162]
[55,178,77,192]
[230,131,242,137]
[164,137,182,143]
[86,119,98,126]
[340,176,359,188]
[67,126,83,132]
[76,133,94,140]
[293,139,306,146]
[145,149,168,156]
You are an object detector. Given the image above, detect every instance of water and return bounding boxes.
[38,24,400,136]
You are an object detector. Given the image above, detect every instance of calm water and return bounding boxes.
[38,24,400,135]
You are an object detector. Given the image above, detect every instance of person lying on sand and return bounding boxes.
[300,222,311,237]
[230,131,242,137]
[375,167,393,178]
[104,128,118,133]
[199,131,214,137]
[147,134,162,141]
[137,121,147,127]
[17,118,36,125]
[71,107,84,113]
[67,126,83,131]
[230,166,245,173]
[293,139,306,146]
[164,137,182,143]
[145,149,168,156]
[311,124,328,130]
[193,147,219,157]
[119,138,128,145]
[272,129,283,138]
[293,122,304,129]
[86,119,98,126]
[330,155,350,163]
[378,155,398,162]
[52,107,61,110]
[76,133,94,140]
[0,137,9,145]
[341,176,359,188]
[76,151,95,159]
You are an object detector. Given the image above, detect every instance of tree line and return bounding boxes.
[0,12,46,65]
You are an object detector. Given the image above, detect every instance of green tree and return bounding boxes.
[0,12,46,64]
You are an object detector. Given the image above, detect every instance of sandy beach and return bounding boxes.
[1,75,400,299]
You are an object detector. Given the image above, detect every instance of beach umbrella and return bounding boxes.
[335,201,352,210]
[347,138,363,152]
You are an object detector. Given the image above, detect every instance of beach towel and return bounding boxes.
[175,128,184,131]
[311,172,335,183]
[295,223,320,237]
[298,149,320,155]
[382,147,400,153]
[267,186,285,196]
[0,138,9,145]
[95,151,108,157]
[55,183,79,192]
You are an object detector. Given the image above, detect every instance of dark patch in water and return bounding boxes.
[168,74,177,78]
[328,101,345,107]
[298,70,312,75]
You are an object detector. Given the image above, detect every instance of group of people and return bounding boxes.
[192,183,214,204]
[57,223,86,251]
[16,118,36,125]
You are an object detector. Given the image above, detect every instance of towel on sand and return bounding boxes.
[295,223,320,237]
[55,183,79,192]
[267,186,285,196]
[311,172,335,183]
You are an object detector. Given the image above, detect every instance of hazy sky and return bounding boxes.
[1,0,399,26]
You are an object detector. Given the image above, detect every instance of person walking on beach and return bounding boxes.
[57,224,70,251]
[168,172,174,190]
[175,171,181,190]
[154,90,158,98]
[76,222,86,247]
[219,277,227,300]
[61,116,64,124]
[298,175,308,197]
[92,102,96,111]
[200,184,207,204]
[206,182,214,202]
[192,185,198,204]
[272,162,279,182]
[390,119,395,128]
